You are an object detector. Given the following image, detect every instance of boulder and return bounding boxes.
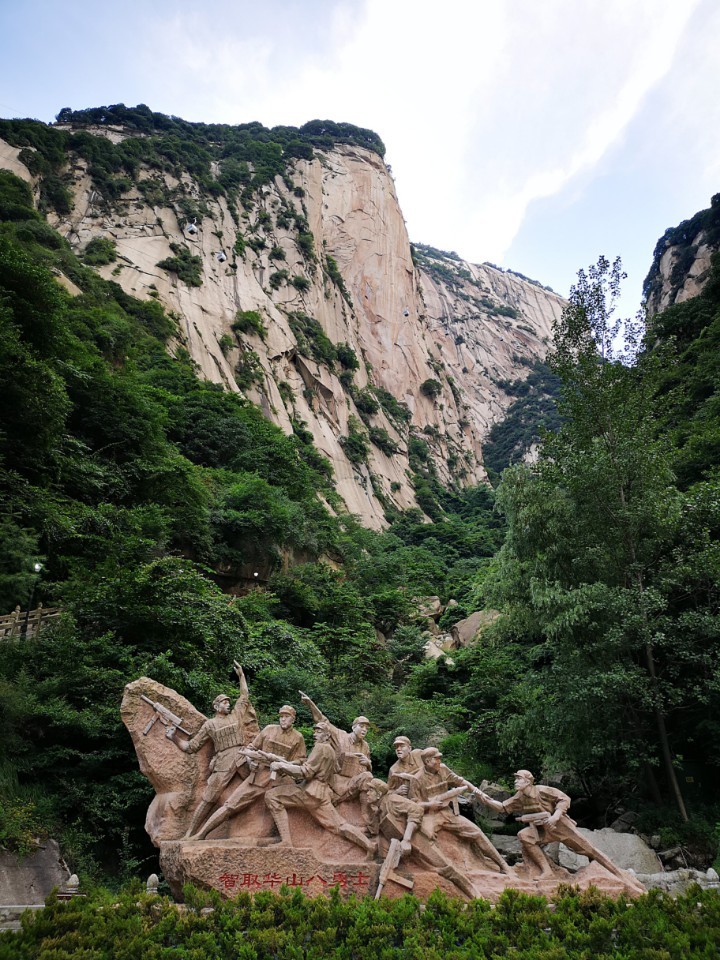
[609,810,638,833]
[0,840,69,905]
[450,610,500,647]
[558,828,662,875]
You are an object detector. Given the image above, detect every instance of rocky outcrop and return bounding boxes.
[644,194,720,317]
[0,133,565,527]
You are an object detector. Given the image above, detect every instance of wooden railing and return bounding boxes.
[0,604,62,640]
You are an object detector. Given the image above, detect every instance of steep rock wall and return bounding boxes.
[644,194,720,317]
[0,134,565,528]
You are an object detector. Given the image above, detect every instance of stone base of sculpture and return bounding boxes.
[122,677,645,903]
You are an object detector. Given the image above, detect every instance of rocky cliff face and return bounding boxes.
[0,128,565,527]
[644,194,720,317]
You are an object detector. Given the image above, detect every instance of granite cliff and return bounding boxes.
[644,193,720,317]
[0,113,564,527]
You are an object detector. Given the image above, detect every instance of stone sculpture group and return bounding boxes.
[122,666,644,901]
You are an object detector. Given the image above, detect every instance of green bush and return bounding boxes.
[288,312,337,367]
[269,268,289,289]
[234,349,264,389]
[291,274,310,291]
[340,417,370,465]
[337,342,359,370]
[375,387,412,426]
[218,333,234,356]
[83,236,117,265]
[369,426,399,456]
[4,884,720,958]
[325,254,352,304]
[269,244,286,261]
[232,308,267,340]
[421,377,442,400]
[157,242,203,286]
[297,230,315,260]
[353,387,379,418]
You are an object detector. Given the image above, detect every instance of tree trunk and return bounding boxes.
[644,641,688,821]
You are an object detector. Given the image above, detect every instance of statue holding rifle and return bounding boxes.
[475,769,633,882]
[298,691,376,831]
[190,704,306,840]
[409,747,514,876]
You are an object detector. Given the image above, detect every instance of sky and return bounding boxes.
[1,0,719,320]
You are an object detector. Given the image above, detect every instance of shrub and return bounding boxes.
[83,236,117,265]
[369,426,399,455]
[232,309,266,340]
[290,274,310,292]
[408,436,430,464]
[218,334,234,356]
[288,312,337,367]
[336,342,359,370]
[157,243,203,286]
[340,416,370,465]
[269,244,286,261]
[325,254,352,304]
[269,269,289,290]
[234,349,264,389]
[375,387,412,426]
[297,230,315,260]
[420,377,442,400]
[353,387,380,418]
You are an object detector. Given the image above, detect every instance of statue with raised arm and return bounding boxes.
[189,704,306,840]
[298,691,375,830]
[166,661,259,838]
[409,747,514,876]
[475,769,637,883]
[264,721,376,856]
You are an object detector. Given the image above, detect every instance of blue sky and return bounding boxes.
[1,0,718,320]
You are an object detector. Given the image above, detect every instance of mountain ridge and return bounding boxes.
[0,108,565,527]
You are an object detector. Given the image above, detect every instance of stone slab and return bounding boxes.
[0,840,69,905]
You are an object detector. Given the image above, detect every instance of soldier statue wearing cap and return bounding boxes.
[475,769,632,882]
[188,703,307,840]
[388,736,425,793]
[166,661,260,839]
[265,721,376,855]
[410,747,514,876]
[298,692,376,829]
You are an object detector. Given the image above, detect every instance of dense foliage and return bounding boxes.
[473,256,720,846]
[0,106,383,227]
[3,884,720,959]
[482,359,563,476]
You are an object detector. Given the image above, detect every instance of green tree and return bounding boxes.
[484,257,718,818]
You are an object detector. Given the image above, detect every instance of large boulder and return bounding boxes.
[450,610,500,647]
[0,840,69,905]
[558,828,662,874]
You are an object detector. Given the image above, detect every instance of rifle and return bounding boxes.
[423,784,469,810]
[517,811,552,824]
[241,747,285,780]
[375,838,414,899]
[141,694,192,737]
